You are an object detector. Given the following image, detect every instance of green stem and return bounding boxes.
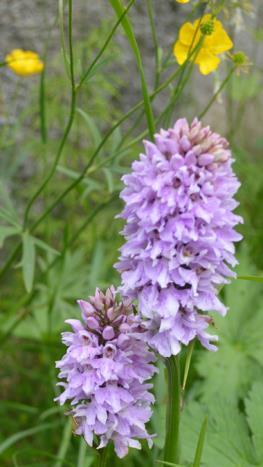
[0,62,194,280]
[198,66,235,120]
[163,356,181,464]
[39,68,47,144]
[109,0,155,140]
[96,448,108,467]
[76,0,135,91]
[146,0,160,88]
[23,0,76,229]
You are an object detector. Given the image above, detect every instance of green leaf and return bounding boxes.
[34,238,60,256]
[0,180,18,220]
[54,419,72,467]
[0,422,61,455]
[156,462,187,467]
[0,207,20,228]
[76,108,102,147]
[192,417,208,467]
[237,275,263,283]
[0,226,19,248]
[181,399,255,467]
[22,232,36,293]
[245,382,263,462]
[196,246,263,403]
[102,168,114,193]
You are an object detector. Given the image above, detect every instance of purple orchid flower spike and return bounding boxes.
[55,287,157,458]
[116,118,243,357]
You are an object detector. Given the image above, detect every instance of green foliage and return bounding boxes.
[181,383,263,467]
[196,246,263,403]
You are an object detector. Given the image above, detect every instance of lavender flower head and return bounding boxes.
[55,287,156,458]
[116,118,243,357]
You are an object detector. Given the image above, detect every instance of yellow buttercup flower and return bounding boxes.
[5,49,44,76]
[176,0,190,3]
[173,15,233,75]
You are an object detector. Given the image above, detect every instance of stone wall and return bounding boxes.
[0,0,262,135]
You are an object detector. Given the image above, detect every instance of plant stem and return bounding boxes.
[163,355,181,464]
[109,0,155,140]
[23,0,76,229]
[0,61,195,280]
[96,448,108,467]
[198,66,235,120]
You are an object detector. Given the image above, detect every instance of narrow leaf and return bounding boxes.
[22,231,36,293]
[237,275,263,283]
[0,226,18,248]
[76,108,102,147]
[0,422,60,455]
[182,340,195,391]
[192,417,208,467]
[54,419,72,467]
[156,461,186,466]
[34,237,60,256]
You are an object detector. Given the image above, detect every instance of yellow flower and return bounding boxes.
[5,49,44,76]
[176,0,190,3]
[173,15,233,75]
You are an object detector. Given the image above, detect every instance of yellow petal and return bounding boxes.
[173,41,189,65]
[5,49,44,76]
[196,50,220,75]
[208,25,233,53]
[176,0,190,3]
[179,22,198,46]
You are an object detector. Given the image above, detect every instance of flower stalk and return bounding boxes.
[97,448,108,467]
[163,355,181,464]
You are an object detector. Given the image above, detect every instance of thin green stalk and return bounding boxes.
[198,66,235,120]
[161,36,205,127]
[76,0,135,91]
[96,448,108,467]
[23,0,76,228]
[58,0,70,78]
[0,63,194,279]
[39,68,47,144]
[110,0,155,139]
[163,356,181,464]
[146,0,160,88]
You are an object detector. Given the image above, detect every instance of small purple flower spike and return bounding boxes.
[116,118,243,357]
[55,287,157,458]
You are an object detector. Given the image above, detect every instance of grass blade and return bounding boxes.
[192,416,208,467]
[54,419,72,467]
[0,422,60,455]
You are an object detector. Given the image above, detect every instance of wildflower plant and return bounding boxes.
[0,0,261,466]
